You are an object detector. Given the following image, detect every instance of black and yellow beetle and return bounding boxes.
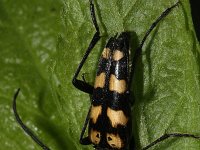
[13,0,200,150]
[73,31,132,149]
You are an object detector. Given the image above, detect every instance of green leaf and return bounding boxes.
[0,0,72,149]
[1,0,199,150]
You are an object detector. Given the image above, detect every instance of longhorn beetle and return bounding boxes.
[13,0,200,150]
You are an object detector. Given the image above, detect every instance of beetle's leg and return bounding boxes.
[13,89,50,150]
[78,78,93,144]
[130,1,180,81]
[81,73,89,84]
[72,0,100,94]
[79,105,92,145]
[142,133,200,150]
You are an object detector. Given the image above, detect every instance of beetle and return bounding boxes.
[13,0,200,150]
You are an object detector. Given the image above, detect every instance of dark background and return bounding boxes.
[190,0,200,41]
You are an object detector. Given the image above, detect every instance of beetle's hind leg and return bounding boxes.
[13,89,51,150]
[142,132,200,150]
[79,106,92,145]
